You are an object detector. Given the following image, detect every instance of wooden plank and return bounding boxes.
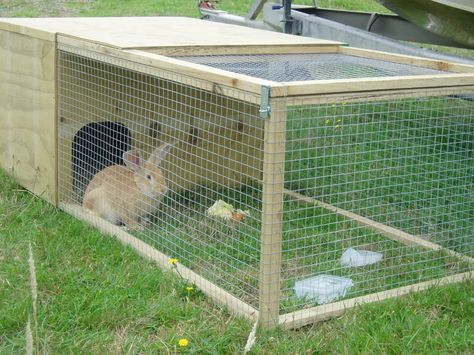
[284,189,474,264]
[279,271,474,329]
[0,20,56,42]
[57,35,473,99]
[259,97,287,328]
[0,30,57,204]
[126,49,279,96]
[0,17,340,49]
[339,46,474,74]
[57,32,340,57]
[283,86,474,106]
[60,202,259,321]
[144,44,339,57]
[57,38,278,98]
[278,73,474,97]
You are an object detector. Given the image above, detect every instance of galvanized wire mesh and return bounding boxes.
[57,46,264,310]
[281,92,474,313]
[56,44,473,326]
[175,53,448,82]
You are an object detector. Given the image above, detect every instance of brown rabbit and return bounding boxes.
[82,142,175,230]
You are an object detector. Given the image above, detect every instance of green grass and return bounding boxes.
[1,0,474,353]
[1,168,474,353]
[65,0,202,18]
[0,170,252,353]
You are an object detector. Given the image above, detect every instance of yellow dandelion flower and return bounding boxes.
[186,286,194,292]
[178,338,189,347]
[168,258,178,265]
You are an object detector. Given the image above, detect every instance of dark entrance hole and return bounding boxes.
[71,121,131,203]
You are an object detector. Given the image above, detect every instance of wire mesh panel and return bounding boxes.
[175,53,448,82]
[57,45,265,312]
[281,91,474,316]
[55,43,473,327]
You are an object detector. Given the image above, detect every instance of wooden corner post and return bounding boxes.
[259,87,287,328]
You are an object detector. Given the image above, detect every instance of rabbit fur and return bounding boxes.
[82,142,174,230]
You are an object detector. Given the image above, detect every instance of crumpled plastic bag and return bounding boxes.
[341,248,383,267]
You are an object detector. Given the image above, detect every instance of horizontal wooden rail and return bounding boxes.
[280,271,474,329]
[284,189,474,264]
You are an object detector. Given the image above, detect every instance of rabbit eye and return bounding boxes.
[146,174,152,181]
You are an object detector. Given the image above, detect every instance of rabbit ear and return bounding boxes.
[123,150,142,171]
[149,142,176,166]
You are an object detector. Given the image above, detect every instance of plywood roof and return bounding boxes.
[0,16,340,49]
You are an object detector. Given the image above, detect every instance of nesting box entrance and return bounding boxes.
[71,121,131,202]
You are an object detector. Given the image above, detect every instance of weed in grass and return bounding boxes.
[25,317,33,355]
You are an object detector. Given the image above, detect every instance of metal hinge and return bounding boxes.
[259,85,271,118]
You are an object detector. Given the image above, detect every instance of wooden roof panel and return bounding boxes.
[0,16,340,49]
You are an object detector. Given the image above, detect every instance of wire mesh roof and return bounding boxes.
[174,53,448,82]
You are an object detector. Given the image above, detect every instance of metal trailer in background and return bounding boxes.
[199,0,474,65]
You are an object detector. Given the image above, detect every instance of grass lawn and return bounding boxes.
[1,0,474,353]
[0,0,389,17]
[1,168,473,353]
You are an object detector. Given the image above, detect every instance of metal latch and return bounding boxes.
[259,85,271,118]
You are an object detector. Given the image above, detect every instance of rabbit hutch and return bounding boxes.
[1,16,473,328]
